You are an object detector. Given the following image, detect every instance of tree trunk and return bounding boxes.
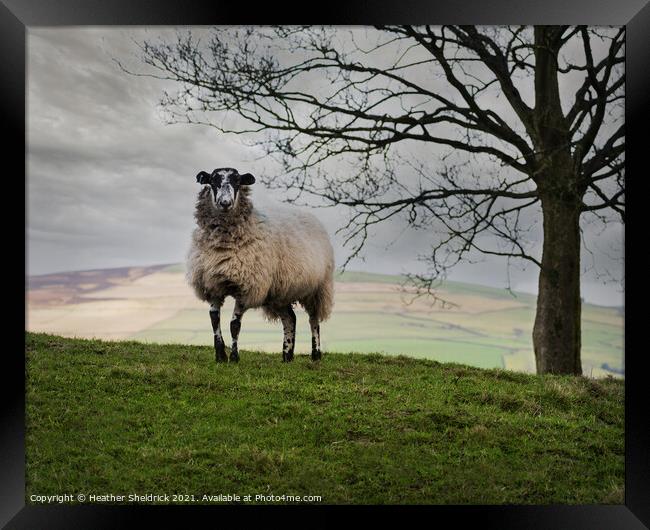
[532,194,582,375]
[530,27,584,376]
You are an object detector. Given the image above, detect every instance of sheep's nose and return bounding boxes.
[219,199,232,209]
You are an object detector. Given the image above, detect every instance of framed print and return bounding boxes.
[4,0,648,527]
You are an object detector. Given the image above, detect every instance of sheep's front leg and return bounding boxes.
[209,300,227,363]
[229,300,246,363]
[280,305,297,362]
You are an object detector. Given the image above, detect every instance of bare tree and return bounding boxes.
[126,25,624,375]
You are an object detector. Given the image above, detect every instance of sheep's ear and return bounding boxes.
[240,173,256,185]
[196,171,211,185]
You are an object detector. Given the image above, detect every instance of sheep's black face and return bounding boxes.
[196,167,255,212]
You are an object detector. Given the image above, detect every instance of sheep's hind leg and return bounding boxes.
[229,300,246,363]
[209,300,227,363]
[279,305,297,362]
[309,314,322,361]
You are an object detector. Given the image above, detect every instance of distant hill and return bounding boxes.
[26,264,624,377]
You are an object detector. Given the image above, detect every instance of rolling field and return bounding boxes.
[25,333,624,505]
[26,264,624,377]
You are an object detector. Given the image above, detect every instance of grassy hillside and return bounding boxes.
[26,265,624,377]
[26,332,624,505]
[134,268,624,377]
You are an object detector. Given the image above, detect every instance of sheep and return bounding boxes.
[186,167,334,363]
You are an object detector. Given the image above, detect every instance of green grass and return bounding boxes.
[26,332,624,505]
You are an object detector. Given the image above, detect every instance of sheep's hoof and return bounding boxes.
[230,349,240,363]
[215,338,227,363]
[282,352,294,362]
[215,352,228,363]
[311,350,322,362]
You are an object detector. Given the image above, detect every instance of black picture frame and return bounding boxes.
[5,1,647,527]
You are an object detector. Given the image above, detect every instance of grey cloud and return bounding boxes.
[26,27,624,308]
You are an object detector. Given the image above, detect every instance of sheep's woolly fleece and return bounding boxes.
[186,185,334,322]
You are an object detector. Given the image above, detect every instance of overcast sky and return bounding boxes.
[27,27,624,307]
